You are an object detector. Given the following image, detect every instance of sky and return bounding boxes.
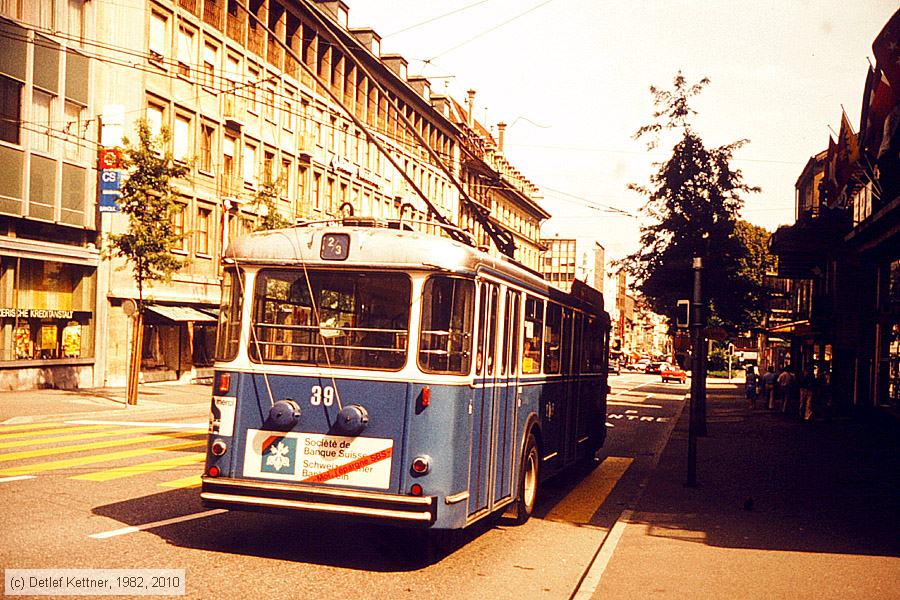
[344,0,897,264]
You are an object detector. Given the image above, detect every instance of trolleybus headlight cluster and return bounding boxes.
[411,455,431,475]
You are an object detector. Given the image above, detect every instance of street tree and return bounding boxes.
[253,175,291,231]
[732,219,775,329]
[624,72,761,333]
[108,119,188,404]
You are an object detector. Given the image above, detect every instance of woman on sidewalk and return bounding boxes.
[745,365,759,409]
[799,366,816,421]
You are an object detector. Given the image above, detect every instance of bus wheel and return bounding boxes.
[512,432,540,525]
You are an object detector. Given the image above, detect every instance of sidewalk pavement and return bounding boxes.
[0,382,212,424]
[590,379,900,600]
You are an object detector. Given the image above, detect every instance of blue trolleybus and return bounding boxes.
[201,220,611,530]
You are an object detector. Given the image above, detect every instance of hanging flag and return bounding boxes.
[821,136,838,205]
[872,9,900,87]
[833,111,861,207]
[861,67,895,158]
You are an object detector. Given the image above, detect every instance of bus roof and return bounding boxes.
[225,223,607,318]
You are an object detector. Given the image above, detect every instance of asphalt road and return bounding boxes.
[0,373,686,599]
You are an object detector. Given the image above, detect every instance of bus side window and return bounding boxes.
[522,296,543,374]
[476,282,486,376]
[544,303,562,375]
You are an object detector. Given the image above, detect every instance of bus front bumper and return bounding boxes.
[200,477,437,525]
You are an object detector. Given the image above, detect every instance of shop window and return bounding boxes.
[0,258,95,361]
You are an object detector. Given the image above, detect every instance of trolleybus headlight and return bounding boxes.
[210,439,228,456]
[336,404,369,435]
[411,455,431,475]
[266,399,302,429]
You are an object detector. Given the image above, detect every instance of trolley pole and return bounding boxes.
[687,256,704,486]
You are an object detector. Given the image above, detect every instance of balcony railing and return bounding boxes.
[203,0,223,30]
[267,34,283,69]
[247,23,265,57]
[178,0,199,17]
[226,9,245,44]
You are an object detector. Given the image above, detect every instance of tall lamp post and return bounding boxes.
[687,256,706,486]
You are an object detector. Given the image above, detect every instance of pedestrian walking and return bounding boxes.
[745,365,759,409]
[799,366,816,421]
[778,365,796,414]
[761,365,777,410]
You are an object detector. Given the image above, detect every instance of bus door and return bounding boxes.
[492,289,520,503]
[561,308,578,464]
[572,313,589,458]
[469,281,499,515]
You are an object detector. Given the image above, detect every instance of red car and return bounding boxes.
[660,363,687,384]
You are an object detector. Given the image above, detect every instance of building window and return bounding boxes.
[297,166,307,211]
[0,75,22,145]
[66,0,84,45]
[63,100,84,160]
[199,122,213,173]
[172,202,187,252]
[313,172,321,211]
[223,134,236,190]
[30,88,53,153]
[35,0,54,29]
[177,26,195,79]
[283,87,295,131]
[281,158,292,202]
[263,150,274,184]
[173,113,190,163]
[149,11,168,64]
[263,83,275,122]
[243,141,257,185]
[202,42,218,89]
[246,63,259,113]
[0,0,23,18]
[146,102,164,138]
[195,206,211,255]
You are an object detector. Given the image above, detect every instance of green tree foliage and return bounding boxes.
[109,119,189,307]
[624,73,761,333]
[253,176,291,231]
[733,219,775,328]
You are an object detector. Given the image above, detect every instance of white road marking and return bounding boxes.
[608,401,663,409]
[89,509,227,539]
[67,420,207,430]
[572,510,633,599]
[0,475,37,483]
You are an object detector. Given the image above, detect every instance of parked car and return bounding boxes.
[626,359,650,372]
[660,363,687,384]
[644,361,665,374]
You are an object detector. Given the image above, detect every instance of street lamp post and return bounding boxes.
[687,256,705,486]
